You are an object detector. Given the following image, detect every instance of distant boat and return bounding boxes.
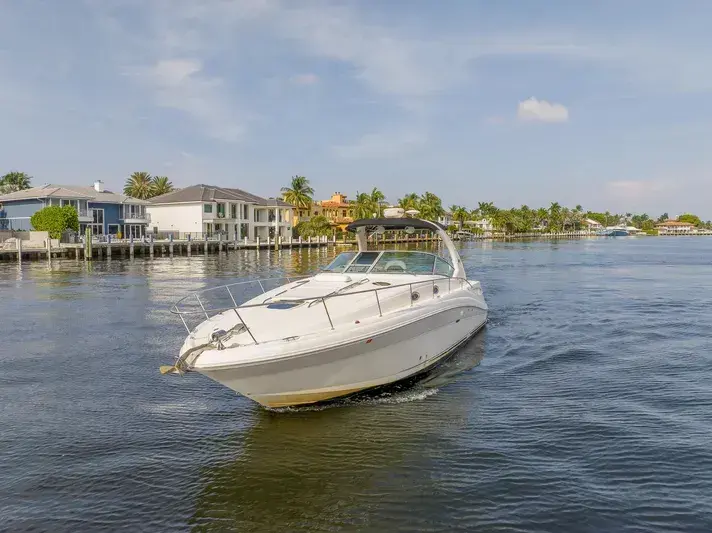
[597,226,629,237]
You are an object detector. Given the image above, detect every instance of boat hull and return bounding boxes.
[197,305,487,408]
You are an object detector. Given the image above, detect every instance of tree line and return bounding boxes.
[3,171,710,234]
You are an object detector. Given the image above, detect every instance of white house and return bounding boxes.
[438,212,454,227]
[147,184,294,241]
[465,218,494,233]
[583,218,603,232]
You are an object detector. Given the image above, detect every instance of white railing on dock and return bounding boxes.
[170,274,476,343]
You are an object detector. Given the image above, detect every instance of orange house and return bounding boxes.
[291,192,355,231]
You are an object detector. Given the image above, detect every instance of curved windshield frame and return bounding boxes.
[322,251,455,276]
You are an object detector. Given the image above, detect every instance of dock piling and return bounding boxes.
[84,228,92,261]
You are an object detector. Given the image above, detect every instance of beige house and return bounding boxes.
[655,219,696,235]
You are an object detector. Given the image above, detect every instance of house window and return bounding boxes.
[217,203,226,218]
[204,204,213,213]
[231,203,237,219]
[242,204,248,219]
[314,210,318,216]
[342,210,346,217]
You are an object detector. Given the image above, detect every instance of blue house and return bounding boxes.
[0,181,151,238]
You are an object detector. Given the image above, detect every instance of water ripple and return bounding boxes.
[2,239,712,532]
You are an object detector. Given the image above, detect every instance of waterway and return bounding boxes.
[1,238,711,532]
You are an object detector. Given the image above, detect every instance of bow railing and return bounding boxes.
[170,274,479,343]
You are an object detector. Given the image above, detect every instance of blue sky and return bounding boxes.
[2,0,711,218]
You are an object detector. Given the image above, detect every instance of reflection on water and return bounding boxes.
[189,334,485,532]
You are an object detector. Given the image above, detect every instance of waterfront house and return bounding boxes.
[465,218,494,234]
[291,192,354,231]
[318,192,354,230]
[0,181,150,237]
[146,184,294,241]
[583,218,604,232]
[655,219,696,235]
[439,212,454,227]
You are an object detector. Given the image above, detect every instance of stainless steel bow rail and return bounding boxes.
[170,275,479,344]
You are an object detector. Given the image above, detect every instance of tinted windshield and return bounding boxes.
[345,252,381,273]
[371,251,436,274]
[323,252,357,272]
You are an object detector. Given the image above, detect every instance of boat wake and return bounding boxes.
[265,387,439,413]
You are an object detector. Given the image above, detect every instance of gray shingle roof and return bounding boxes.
[0,184,150,204]
[149,184,294,207]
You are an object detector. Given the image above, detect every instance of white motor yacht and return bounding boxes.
[162,213,488,408]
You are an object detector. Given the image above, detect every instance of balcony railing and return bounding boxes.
[121,209,151,222]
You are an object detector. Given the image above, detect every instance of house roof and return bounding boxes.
[655,219,695,227]
[149,184,293,207]
[0,184,150,204]
[584,218,603,225]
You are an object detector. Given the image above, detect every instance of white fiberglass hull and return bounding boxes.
[196,305,487,408]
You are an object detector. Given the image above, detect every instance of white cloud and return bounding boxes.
[128,58,245,142]
[517,97,569,123]
[333,130,427,159]
[290,73,319,86]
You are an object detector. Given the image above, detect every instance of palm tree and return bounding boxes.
[151,176,174,197]
[477,201,497,219]
[0,171,32,193]
[398,193,419,211]
[353,191,376,219]
[280,175,314,209]
[549,202,562,231]
[418,192,444,221]
[369,187,386,217]
[450,205,469,230]
[536,207,548,230]
[124,172,154,199]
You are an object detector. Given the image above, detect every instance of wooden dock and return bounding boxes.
[0,234,442,262]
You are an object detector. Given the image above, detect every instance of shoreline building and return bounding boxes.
[147,184,293,241]
[655,219,696,235]
[0,181,150,238]
[292,192,355,232]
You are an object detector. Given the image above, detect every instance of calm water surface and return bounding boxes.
[1,238,711,532]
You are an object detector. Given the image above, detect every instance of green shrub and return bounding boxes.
[30,205,80,238]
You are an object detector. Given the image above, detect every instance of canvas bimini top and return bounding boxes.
[345,218,447,232]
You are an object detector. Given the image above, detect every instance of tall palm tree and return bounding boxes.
[124,172,153,199]
[353,191,376,219]
[398,193,419,211]
[0,171,32,193]
[477,201,497,219]
[536,207,549,229]
[369,187,386,217]
[549,202,562,231]
[418,192,444,221]
[450,205,469,230]
[151,176,174,197]
[280,175,314,209]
